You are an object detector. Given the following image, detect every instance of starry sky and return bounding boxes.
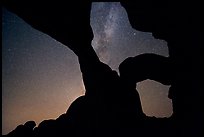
[2,2,172,135]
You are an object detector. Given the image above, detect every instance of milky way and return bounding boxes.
[91,2,169,69]
[2,2,172,135]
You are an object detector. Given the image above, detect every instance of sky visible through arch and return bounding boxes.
[2,2,172,135]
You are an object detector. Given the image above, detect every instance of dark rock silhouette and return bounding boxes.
[7,121,36,136]
[121,0,202,136]
[119,54,172,85]
[3,0,202,136]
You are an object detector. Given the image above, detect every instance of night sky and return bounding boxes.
[2,2,172,135]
